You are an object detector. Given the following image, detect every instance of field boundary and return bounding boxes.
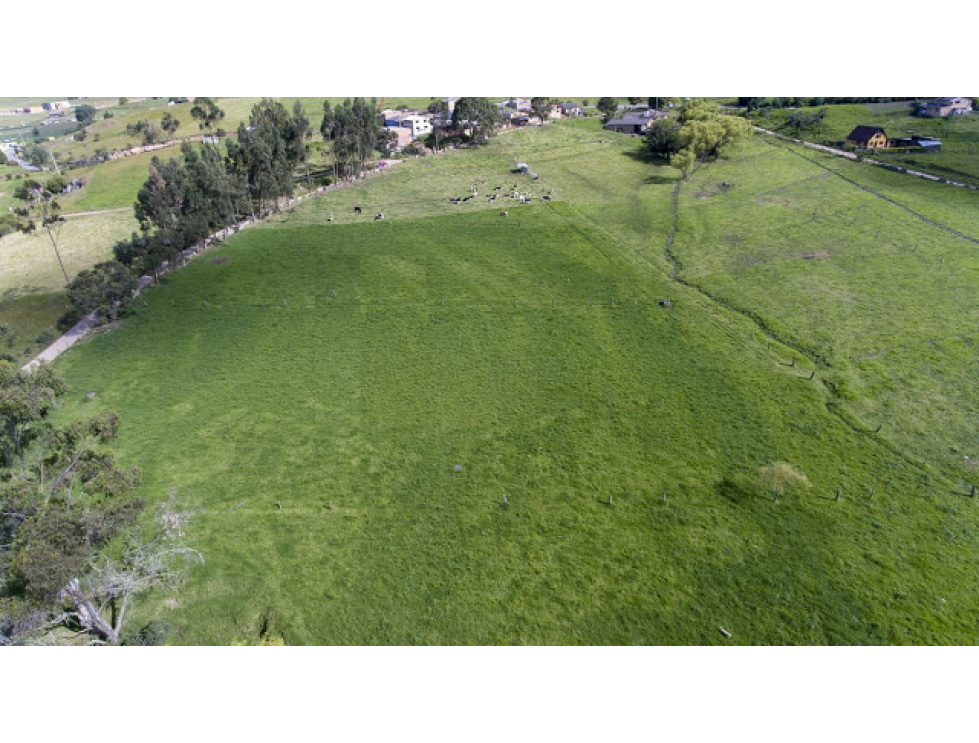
[21,162,403,371]
[753,125,979,191]
[762,135,979,247]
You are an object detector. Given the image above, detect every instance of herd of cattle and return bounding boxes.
[330,173,554,223]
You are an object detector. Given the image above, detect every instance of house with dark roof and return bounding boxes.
[846,125,888,149]
[604,109,666,135]
[605,117,654,135]
[559,101,583,116]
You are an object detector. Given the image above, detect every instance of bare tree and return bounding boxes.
[58,490,203,645]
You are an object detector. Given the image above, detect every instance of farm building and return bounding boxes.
[605,118,652,135]
[560,102,583,116]
[604,110,665,135]
[846,125,888,149]
[917,97,973,118]
[890,135,942,152]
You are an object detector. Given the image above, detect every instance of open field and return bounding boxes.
[46,121,979,644]
[59,149,162,213]
[670,134,979,483]
[0,210,138,298]
[754,103,979,184]
[50,97,447,161]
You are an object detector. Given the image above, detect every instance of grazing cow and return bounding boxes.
[500,210,508,217]
[494,186,501,191]
[328,214,334,221]
[543,195,551,201]
[354,206,362,214]
[374,213,384,220]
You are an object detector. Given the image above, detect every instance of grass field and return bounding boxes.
[47,121,979,645]
[0,210,137,298]
[59,150,161,213]
[0,209,138,360]
[51,97,448,161]
[669,134,979,484]
[754,103,979,184]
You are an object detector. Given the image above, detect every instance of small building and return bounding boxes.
[604,112,664,135]
[399,114,432,138]
[918,97,973,118]
[890,135,942,152]
[846,125,888,149]
[503,97,532,112]
[560,101,583,116]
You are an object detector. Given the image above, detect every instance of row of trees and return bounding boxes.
[738,97,911,110]
[0,362,200,645]
[643,100,752,177]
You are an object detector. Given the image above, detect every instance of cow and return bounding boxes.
[354,206,362,214]
[374,213,384,220]
[500,210,508,217]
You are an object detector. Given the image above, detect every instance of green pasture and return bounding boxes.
[46,121,979,644]
[755,103,979,184]
[668,135,979,482]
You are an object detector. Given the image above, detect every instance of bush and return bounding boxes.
[64,260,139,325]
[124,621,171,646]
[34,330,55,346]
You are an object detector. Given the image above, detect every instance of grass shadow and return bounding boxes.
[715,475,767,504]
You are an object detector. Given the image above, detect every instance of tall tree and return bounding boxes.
[74,105,96,126]
[160,111,180,141]
[288,100,312,188]
[596,97,618,122]
[451,97,500,141]
[12,176,70,285]
[531,97,551,123]
[0,361,68,468]
[189,97,225,134]
[320,98,381,180]
[226,99,298,216]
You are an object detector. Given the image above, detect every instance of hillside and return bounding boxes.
[46,119,979,644]
[753,102,979,185]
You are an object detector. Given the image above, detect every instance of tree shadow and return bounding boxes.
[716,475,766,504]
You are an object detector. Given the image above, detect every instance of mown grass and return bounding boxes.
[50,128,979,644]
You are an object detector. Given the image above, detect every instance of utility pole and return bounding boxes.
[49,147,61,176]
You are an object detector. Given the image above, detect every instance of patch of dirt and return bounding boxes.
[209,256,230,265]
[163,598,181,610]
[802,251,830,260]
